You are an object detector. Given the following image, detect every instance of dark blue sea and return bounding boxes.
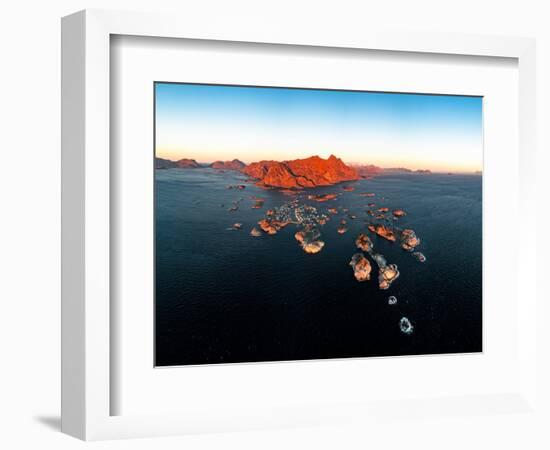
[155,169,482,366]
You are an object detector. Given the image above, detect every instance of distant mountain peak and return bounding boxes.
[209,159,246,170]
[175,158,201,168]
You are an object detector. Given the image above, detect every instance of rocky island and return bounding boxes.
[400,317,414,334]
[412,251,426,262]
[349,253,372,281]
[175,158,201,168]
[216,156,427,292]
[373,254,400,290]
[400,229,421,251]
[210,159,246,170]
[368,224,397,242]
[355,233,373,252]
[294,227,325,254]
[242,155,359,189]
[155,157,245,170]
[257,218,289,235]
[155,157,177,169]
[393,209,407,217]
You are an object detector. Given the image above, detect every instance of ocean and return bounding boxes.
[155,168,482,366]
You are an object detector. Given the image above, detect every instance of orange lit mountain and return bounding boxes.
[209,159,246,170]
[175,158,201,168]
[242,155,359,189]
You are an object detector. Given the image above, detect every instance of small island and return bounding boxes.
[210,159,246,170]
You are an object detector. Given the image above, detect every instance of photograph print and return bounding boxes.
[154,82,482,367]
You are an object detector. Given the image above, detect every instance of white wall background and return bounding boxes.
[0,1,547,449]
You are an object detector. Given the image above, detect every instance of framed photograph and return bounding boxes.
[153,82,483,367]
[62,9,537,440]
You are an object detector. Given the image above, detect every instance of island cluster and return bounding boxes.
[160,155,429,335]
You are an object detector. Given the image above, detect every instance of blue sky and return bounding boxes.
[155,82,483,172]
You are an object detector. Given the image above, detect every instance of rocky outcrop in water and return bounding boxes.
[294,227,325,254]
[378,264,400,290]
[302,240,325,254]
[250,227,262,237]
[400,229,421,251]
[412,251,426,262]
[368,224,397,242]
[349,253,372,281]
[307,193,339,202]
[369,253,400,290]
[355,233,373,252]
[257,218,289,235]
[400,317,414,334]
[337,225,348,234]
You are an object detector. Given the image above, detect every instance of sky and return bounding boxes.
[155,82,483,172]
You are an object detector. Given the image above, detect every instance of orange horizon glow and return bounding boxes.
[155,148,483,174]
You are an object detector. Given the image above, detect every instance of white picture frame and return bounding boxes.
[61,9,537,441]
